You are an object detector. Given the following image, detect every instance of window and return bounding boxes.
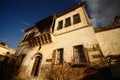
[73,13,81,24]
[73,45,86,63]
[57,20,63,30]
[65,17,71,27]
[22,35,28,42]
[27,32,35,40]
[52,48,63,64]
[31,54,42,76]
[56,48,63,64]
[22,32,35,42]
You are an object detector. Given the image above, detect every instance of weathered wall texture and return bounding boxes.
[95,27,120,79]
[53,26,100,63]
[95,28,120,56]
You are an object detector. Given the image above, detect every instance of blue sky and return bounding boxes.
[0,0,120,50]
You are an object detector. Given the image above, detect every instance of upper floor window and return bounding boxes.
[57,20,63,30]
[73,13,81,24]
[22,35,28,42]
[56,13,81,31]
[52,48,64,64]
[23,32,35,42]
[65,17,71,27]
[73,45,86,63]
[27,32,35,40]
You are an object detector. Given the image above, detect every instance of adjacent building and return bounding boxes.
[0,42,15,56]
[95,23,120,79]
[0,42,16,80]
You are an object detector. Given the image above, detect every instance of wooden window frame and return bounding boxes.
[22,35,28,42]
[73,13,81,24]
[57,20,63,30]
[73,45,87,64]
[26,32,35,40]
[52,48,64,64]
[65,17,71,27]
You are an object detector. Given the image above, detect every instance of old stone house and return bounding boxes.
[11,3,120,80]
[14,3,105,80]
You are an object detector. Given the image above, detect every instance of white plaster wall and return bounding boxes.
[17,46,39,77]
[53,26,98,62]
[40,43,54,64]
[95,28,120,56]
[39,26,99,64]
[54,6,90,35]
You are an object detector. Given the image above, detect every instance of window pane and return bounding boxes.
[73,13,81,24]
[56,48,63,64]
[65,17,71,27]
[74,45,86,63]
[57,20,63,30]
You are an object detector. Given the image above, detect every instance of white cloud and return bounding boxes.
[83,0,120,28]
[19,18,30,26]
[16,16,30,26]
[20,29,24,32]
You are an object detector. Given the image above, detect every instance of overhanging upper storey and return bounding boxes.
[54,3,91,35]
[19,15,55,47]
[18,26,39,47]
[22,26,39,42]
[28,32,53,47]
[36,15,56,34]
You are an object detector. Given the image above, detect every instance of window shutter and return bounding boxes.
[15,55,25,67]
[52,50,56,64]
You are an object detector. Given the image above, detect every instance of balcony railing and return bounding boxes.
[28,33,53,47]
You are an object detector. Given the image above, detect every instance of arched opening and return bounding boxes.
[31,53,42,76]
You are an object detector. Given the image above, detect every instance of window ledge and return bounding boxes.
[71,63,87,67]
[53,63,63,65]
[53,24,91,36]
